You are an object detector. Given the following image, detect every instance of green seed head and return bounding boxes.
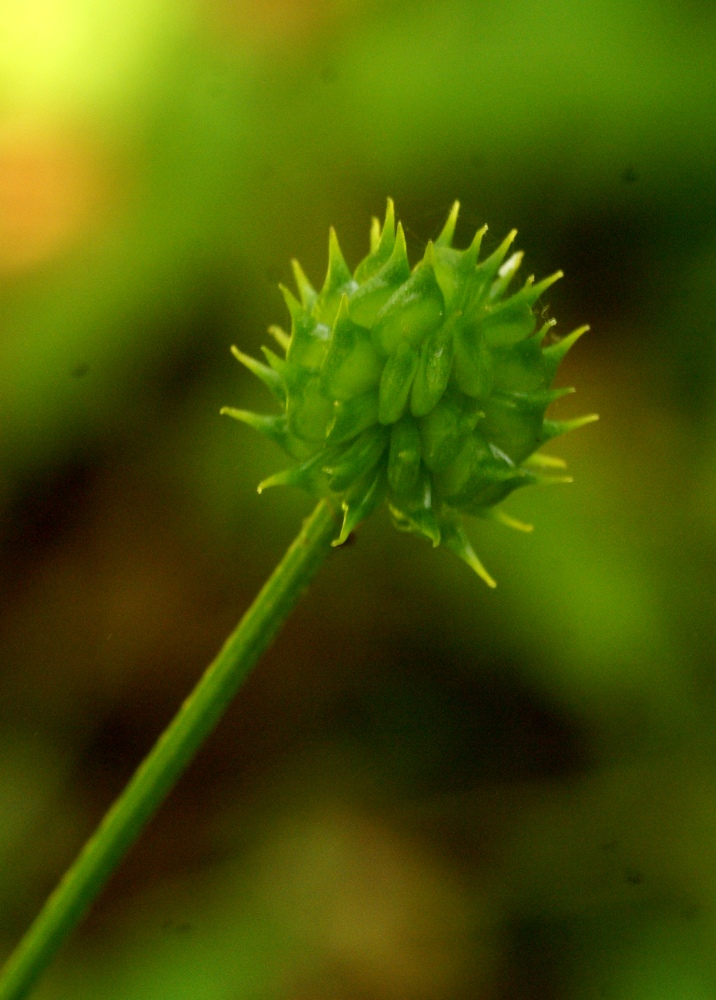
[223,201,597,586]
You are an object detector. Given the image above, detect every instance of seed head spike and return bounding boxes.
[369,217,381,253]
[530,473,574,486]
[541,413,599,443]
[268,324,290,352]
[389,223,410,280]
[423,239,436,269]
[463,224,488,269]
[326,227,353,289]
[230,346,285,404]
[261,345,288,377]
[220,408,293,452]
[532,317,557,342]
[482,229,518,274]
[356,200,399,283]
[489,250,524,300]
[390,493,442,547]
[257,450,330,493]
[280,283,302,321]
[379,198,396,253]
[436,201,460,247]
[291,259,318,311]
[524,452,568,470]
[349,223,411,326]
[490,509,534,532]
[499,251,524,279]
[530,385,576,406]
[225,202,596,585]
[524,270,563,306]
[256,468,294,494]
[334,468,386,546]
[462,228,520,316]
[314,228,357,325]
[440,517,497,587]
[542,325,591,375]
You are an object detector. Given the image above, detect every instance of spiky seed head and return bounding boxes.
[223,201,597,586]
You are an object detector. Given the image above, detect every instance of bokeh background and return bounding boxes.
[2,0,716,996]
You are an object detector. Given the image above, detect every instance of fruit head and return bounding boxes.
[223,201,597,586]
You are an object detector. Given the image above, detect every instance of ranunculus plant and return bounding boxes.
[0,201,596,1000]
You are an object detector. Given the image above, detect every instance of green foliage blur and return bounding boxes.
[1,0,716,996]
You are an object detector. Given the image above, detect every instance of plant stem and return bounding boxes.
[0,499,339,1000]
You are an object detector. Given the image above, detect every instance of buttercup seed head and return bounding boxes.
[223,200,597,586]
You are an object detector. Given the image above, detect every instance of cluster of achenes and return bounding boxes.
[223,201,596,586]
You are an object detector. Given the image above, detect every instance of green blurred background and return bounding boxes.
[2,0,716,996]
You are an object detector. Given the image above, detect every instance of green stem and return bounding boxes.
[0,499,339,1000]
